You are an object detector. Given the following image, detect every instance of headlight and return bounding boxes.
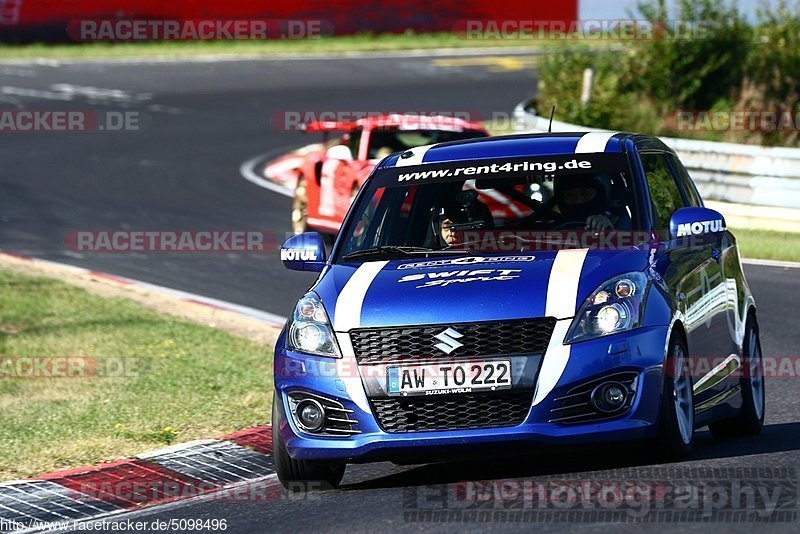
[565,272,648,344]
[287,292,341,357]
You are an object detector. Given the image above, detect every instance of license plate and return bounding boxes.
[386,360,512,396]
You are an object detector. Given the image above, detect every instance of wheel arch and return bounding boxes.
[664,315,688,361]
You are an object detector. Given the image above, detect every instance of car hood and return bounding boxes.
[313,248,653,330]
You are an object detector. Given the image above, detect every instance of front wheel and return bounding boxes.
[291,175,309,234]
[709,315,765,437]
[272,396,345,491]
[656,332,695,457]
[350,183,361,204]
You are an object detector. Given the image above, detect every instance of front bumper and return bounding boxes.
[273,324,669,462]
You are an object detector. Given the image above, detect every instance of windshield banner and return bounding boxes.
[374,153,629,188]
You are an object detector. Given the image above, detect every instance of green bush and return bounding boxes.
[536,49,664,135]
[536,0,800,147]
[736,0,800,145]
[633,0,751,112]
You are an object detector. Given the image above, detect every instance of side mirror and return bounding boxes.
[280,232,327,272]
[325,144,353,161]
[669,207,726,241]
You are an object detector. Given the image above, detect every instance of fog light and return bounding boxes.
[590,382,628,413]
[296,399,325,432]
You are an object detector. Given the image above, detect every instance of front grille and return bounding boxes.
[351,318,556,365]
[548,372,638,424]
[371,391,532,433]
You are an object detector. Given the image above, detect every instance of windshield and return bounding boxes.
[367,129,485,160]
[335,153,645,262]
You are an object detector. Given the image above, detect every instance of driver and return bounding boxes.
[438,190,492,248]
[554,175,615,231]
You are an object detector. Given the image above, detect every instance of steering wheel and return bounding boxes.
[552,219,588,230]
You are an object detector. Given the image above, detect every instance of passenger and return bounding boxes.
[554,175,630,230]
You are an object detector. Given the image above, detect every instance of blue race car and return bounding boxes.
[272,132,764,489]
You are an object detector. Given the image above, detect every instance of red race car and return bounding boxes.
[264,114,488,235]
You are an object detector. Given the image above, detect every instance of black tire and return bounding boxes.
[709,314,765,437]
[656,331,695,457]
[291,175,309,234]
[350,183,361,204]
[272,395,345,491]
[321,233,337,248]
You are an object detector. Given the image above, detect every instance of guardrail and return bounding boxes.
[514,100,800,209]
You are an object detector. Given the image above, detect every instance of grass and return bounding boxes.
[730,227,800,263]
[0,32,616,60]
[0,269,273,480]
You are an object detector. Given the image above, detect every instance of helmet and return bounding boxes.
[554,175,609,220]
[441,190,493,228]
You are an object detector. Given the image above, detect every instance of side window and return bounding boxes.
[666,153,703,207]
[347,130,363,159]
[641,153,686,236]
[367,130,400,160]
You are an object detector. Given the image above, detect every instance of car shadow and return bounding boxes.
[342,421,800,491]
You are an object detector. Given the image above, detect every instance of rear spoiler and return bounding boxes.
[303,115,487,134]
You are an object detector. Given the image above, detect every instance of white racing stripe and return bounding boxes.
[395,144,435,166]
[545,248,589,319]
[333,260,389,331]
[575,132,618,154]
[534,248,589,406]
[332,261,389,412]
[533,320,572,406]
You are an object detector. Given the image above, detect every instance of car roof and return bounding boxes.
[379,131,673,168]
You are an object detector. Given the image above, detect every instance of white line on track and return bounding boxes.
[12,254,287,325]
[131,278,288,324]
[742,258,800,269]
[238,152,294,198]
[21,152,301,327]
[0,46,563,67]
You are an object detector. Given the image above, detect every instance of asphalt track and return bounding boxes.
[1,51,800,533]
[0,51,537,318]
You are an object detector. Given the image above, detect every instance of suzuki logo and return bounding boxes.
[434,327,464,354]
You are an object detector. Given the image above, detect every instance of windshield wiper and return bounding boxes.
[341,246,470,261]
